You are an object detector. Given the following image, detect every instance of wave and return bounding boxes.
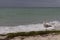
[0,21,60,34]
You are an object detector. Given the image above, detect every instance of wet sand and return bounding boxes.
[1,34,60,40]
[10,34,60,40]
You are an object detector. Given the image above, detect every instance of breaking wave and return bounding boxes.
[0,21,60,34]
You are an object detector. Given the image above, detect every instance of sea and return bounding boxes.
[0,7,60,34]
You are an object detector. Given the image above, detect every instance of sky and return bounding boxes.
[0,0,60,7]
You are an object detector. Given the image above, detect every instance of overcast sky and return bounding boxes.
[0,0,60,7]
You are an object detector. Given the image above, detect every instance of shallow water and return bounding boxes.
[0,21,59,34]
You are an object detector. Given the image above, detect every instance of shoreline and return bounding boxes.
[0,33,60,40]
[0,30,60,40]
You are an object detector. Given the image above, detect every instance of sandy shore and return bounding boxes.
[0,34,60,40]
[10,34,60,40]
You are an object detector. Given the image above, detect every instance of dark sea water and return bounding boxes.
[0,7,60,26]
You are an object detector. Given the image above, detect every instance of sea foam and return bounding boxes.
[0,21,60,34]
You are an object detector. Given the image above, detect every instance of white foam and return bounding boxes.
[0,21,60,34]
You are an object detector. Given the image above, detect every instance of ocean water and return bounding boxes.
[0,7,60,26]
[0,7,60,34]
